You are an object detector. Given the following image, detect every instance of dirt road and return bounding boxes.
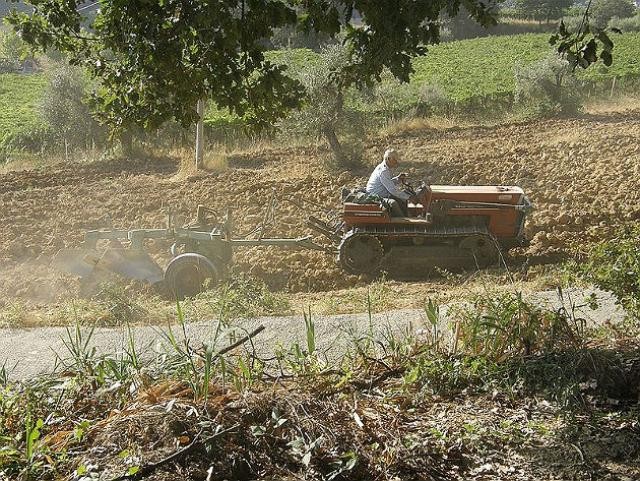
[0,288,623,381]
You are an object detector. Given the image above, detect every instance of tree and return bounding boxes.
[514,0,574,22]
[591,0,636,27]
[7,1,496,134]
[514,54,581,115]
[0,27,31,72]
[279,45,362,166]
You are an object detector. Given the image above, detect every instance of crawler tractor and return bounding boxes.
[330,183,532,276]
[53,180,532,299]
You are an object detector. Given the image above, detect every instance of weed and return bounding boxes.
[91,282,148,326]
[575,223,640,320]
[56,319,97,377]
[0,300,30,328]
[185,276,290,323]
[453,290,582,360]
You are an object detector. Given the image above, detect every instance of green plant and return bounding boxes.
[275,308,326,376]
[186,276,290,323]
[514,53,582,115]
[454,290,582,360]
[576,223,640,319]
[56,318,97,376]
[91,282,148,326]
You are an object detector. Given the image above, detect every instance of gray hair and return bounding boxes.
[384,148,399,163]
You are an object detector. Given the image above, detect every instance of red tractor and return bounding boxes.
[333,182,532,275]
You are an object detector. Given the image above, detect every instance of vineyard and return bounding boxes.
[2,32,640,150]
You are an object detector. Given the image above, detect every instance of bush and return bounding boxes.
[591,0,637,28]
[514,53,582,115]
[40,62,106,153]
[576,223,640,320]
[0,27,30,73]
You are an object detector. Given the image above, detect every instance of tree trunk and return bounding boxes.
[120,130,133,156]
[322,125,344,165]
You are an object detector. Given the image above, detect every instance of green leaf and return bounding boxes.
[127,466,140,476]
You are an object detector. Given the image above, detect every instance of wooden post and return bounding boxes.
[610,76,617,99]
[195,98,205,170]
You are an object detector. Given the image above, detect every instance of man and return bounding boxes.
[366,148,411,217]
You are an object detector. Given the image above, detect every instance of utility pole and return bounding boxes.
[195,98,205,170]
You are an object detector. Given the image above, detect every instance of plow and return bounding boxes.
[53,180,533,299]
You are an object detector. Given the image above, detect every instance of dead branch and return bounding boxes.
[111,425,238,481]
[197,325,266,360]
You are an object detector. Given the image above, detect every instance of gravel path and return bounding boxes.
[0,288,624,381]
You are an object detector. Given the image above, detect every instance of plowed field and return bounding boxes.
[2,110,640,304]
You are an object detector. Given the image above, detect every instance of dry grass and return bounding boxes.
[584,94,640,114]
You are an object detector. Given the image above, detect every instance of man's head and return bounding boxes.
[384,148,399,168]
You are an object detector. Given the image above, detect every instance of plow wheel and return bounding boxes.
[339,234,384,275]
[164,253,219,300]
[459,235,500,268]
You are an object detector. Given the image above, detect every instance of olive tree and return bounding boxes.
[279,45,363,166]
[40,62,105,153]
[591,0,637,27]
[514,0,573,22]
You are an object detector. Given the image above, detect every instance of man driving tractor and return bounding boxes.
[366,148,430,217]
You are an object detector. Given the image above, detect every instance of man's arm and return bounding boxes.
[380,170,410,200]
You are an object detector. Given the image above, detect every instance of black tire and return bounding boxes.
[164,253,219,300]
[338,234,384,275]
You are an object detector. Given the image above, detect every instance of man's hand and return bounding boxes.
[398,173,408,184]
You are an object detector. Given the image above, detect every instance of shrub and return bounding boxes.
[514,53,582,115]
[40,62,106,154]
[576,223,640,320]
[0,27,30,73]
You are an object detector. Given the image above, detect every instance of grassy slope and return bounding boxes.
[0,73,46,146]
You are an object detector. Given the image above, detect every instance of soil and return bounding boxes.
[1,110,639,304]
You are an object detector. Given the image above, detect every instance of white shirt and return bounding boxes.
[366,161,410,200]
